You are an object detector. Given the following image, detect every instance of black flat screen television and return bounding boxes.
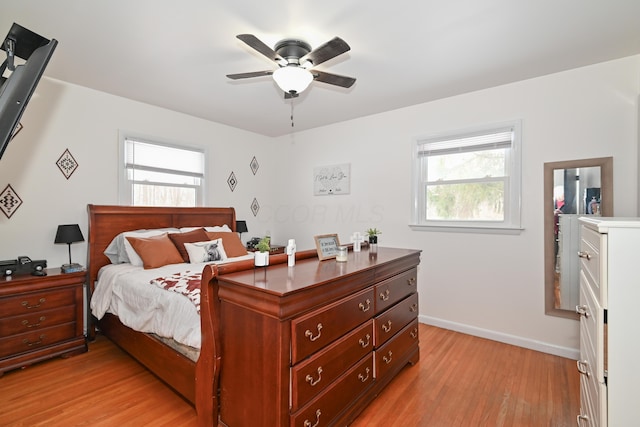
[0,23,57,160]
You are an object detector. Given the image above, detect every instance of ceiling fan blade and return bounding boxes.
[236,34,285,64]
[226,70,274,80]
[311,70,356,88]
[300,37,350,66]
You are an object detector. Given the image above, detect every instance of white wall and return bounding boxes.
[0,78,274,268]
[270,55,640,358]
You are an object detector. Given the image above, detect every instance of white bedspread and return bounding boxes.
[90,255,253,349]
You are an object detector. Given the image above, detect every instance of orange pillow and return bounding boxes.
[125,233,184,269]
[205,231,248,258]
[169,228,210,262]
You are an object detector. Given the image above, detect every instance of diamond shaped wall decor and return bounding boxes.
[251,198,260,217]
[0,184,23,219]
[250,156,259,175]
[56,148,79,179]
[227,171,237,192]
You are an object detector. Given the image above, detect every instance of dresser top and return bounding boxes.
[579,216,640,231]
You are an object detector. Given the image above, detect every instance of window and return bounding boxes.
[411,122,522,232]
[119,135,205,207]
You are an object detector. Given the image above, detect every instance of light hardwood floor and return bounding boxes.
[0,324,579,426]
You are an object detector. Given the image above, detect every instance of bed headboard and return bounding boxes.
[87,204,237,288]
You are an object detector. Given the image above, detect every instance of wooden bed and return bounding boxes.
[86,204,317,426]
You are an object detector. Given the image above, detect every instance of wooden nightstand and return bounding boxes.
[0,269,87,375]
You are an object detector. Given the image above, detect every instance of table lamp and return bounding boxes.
[54,224,85,273]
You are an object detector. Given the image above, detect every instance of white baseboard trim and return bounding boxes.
[419,315,579,360]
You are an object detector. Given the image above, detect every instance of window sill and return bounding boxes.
[409,224,524,235]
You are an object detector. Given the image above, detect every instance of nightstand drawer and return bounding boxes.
[0,306,76,337]
[0,323,77,358]
[0,287,77,317]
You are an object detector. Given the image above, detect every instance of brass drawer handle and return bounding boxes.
[305,323,323,342]
[359,334,371,348]
[410,328,418,339]
[408,277,416,286]
[21,298,46,309]
[577,251,592,260]
[23,335,45,347]
[305,367,323,387]
[410,303,418,313]
[576,360,590,377]
[381,320,392,333]
[575,305,590,318]
[22,316,46,328]
[304,409,321,427]
[358,367,370,383]
[358,299,371,312]
[383,351,393,364]
[379,289,390,301]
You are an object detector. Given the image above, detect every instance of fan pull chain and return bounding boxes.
[290,99,295,127]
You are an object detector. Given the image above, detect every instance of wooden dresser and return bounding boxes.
[577,217,640,426]
[0,269,87,375]
[215,247,421,426]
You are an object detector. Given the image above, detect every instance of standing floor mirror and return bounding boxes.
[543,157,613,319]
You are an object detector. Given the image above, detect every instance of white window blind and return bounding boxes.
[120,136,205,207]
[411,122,522,233]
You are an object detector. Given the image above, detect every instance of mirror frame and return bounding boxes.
[544,157,613,319]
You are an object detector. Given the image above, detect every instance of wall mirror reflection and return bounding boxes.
[543,157,613,319]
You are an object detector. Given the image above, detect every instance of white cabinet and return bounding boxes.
[577,217,640,426]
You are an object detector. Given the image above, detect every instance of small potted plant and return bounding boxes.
[365,228,381,245]
[254,236,271,266]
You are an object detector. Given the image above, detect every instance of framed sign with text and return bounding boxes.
[314,234,341,260]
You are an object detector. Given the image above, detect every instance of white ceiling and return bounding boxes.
[3,1,640,137]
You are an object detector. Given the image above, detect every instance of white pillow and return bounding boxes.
[104,228,180,264]
[179,225,232,233]
[123,228,180,266]
[184,239,228,263]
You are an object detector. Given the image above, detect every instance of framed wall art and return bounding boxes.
[313,163,350,196]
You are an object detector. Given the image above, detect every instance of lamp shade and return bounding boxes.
[272,66,313,94]
[236,220,248,234]
[54,224,84,244]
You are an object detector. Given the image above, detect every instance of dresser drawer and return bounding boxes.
[0,323,77,358]
[291,354,374,427]
[375,268,417,314]
[374,293,418,347]
[580,225,606,307]
[291,288,375,364]
[0,306,76,337]
[579,274,605,383]
[0,287,77,317]
[291,320,373,411]
[375,319,419,380]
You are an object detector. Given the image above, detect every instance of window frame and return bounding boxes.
[410,121,523,234]
[118,132,206,207]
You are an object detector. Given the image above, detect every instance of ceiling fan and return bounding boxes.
[226,34,356,98]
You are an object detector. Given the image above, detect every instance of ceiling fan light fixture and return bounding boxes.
[273,66,313,94]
